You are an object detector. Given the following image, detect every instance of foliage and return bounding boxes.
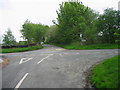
[20,21,34,44]
[114,10,120,45]
[1,45,43,53]
[114,32,120,44]
[18,41,28,45]
[47,1,119,45]
[54,0,98,44]
[2,29,17,45]
[33,24,48,44]
[90,55,119,88]
[97,8,118,44]
[45,25,60,43]
[19,2,119,46]
[20,20,49,45]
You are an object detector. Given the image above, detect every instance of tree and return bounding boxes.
[20,20,33,45]
[20,20,48,45]
[55,0,98,44]
[2,29,17,45]
[32,24,48,44]
[45,25,59,43]
[96,8,118,44]
[114,10,120,44]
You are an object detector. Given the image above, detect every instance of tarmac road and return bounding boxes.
[1,45,119,88]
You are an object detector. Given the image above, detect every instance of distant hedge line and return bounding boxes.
[1,44,36,49]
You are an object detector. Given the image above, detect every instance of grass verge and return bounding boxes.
[90,55,119,88]
[0,45,43,53]
[55,44,119,50]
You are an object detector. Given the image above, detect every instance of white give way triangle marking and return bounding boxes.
[19,58,33,64]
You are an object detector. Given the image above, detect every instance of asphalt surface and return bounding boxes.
[1,45,119,88]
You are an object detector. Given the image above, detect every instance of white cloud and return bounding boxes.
[82,0,119,14]
[0,0,119,42]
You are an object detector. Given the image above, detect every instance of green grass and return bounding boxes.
[0,45,43,53]
[90,55,119,88]
[56,43,119,50]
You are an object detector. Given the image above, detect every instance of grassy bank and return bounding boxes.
[55,43,119,50]
[0,45,43,53]
[90,55,119,88]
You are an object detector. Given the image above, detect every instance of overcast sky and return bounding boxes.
[0,0,119,42]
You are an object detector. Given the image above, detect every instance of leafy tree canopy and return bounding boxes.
[97,8,118,43]
[2,28,17,45]
[20,20,49,45]
[55,0,98,44]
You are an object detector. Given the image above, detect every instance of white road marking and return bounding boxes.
[37,54,53,64]
[59,54,63,57]
[55,49,65,50]
[19,58,33,64]
[15,73,29,88]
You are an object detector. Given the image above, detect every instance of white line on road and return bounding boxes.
[19,58,33,64]
[59,54,63,57]
[15,73,29,88]
[37,54,53,64]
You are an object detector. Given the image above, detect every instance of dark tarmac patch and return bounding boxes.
[52,66,60,70]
